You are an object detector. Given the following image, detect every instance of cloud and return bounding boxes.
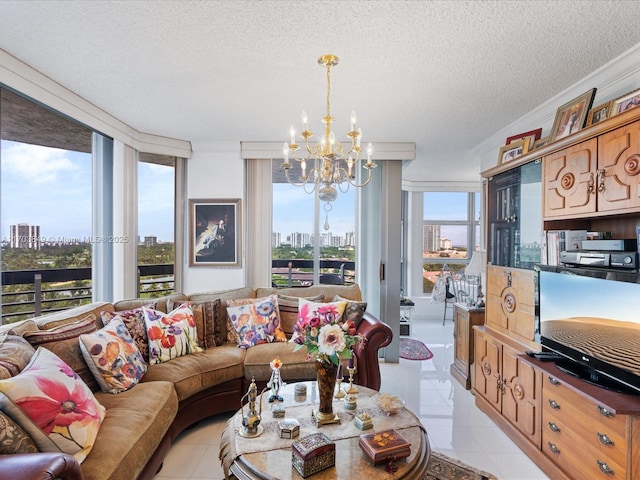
[2,141,77,184]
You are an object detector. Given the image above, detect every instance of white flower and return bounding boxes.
[317,324,346,356]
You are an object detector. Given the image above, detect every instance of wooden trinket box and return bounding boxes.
[291,433,335,477]
[358,429,411,465]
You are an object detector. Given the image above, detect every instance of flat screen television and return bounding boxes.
[535,264,640,395]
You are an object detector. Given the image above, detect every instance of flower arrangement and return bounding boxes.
[291,300,363,366]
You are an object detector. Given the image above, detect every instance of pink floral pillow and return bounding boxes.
[0,347,106,462]
[79,317,147,394]
[227,294,286,349]
[142,303,202,364]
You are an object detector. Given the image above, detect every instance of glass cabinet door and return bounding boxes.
[487,159,542,269]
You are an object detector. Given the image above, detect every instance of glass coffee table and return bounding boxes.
[220,381,430,479]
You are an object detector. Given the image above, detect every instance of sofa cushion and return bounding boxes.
[0,409,39,454]
[32,302,114,330]
[141,344,245,402]
[79,318,147,394]
[82,381,177,480]
[277,294,324,336]
[227,295,286,348]
[23,315,99,391]
[188,287,256,343]
[333,295,367,326]
[142,304,202,364]
[0,335,36,380]
[168,298,219,349]
[243,342,316,382]
[101,307,150,361]
[0,348,106,463]
[113,293,187,314]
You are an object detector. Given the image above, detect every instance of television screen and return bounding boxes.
[536,265,640,394]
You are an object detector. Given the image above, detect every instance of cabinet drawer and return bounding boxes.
[543,432,624,479]
[543,375,628,437]
[543,404,627,471]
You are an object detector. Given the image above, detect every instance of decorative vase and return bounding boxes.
[315,360,339,425]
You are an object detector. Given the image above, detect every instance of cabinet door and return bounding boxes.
[485,266,535,343]
[474,329,502,412]
[502,344,541,446]
[597,119,640,213]
[544,138,598,219]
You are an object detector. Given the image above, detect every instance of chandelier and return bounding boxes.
[282,54,375,230]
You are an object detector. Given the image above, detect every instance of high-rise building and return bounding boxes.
[10,223,40,250]
[144,236,158,246]
[272,232,281,248]
[423,224,441,253]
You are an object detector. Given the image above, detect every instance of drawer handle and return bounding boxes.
[548,399,560,410]
[598,405,615,418]
[547,442,560,454]
[597,432,615,447]
[548,376,560,386]
[597,460,614,475]
[548,422,561,433]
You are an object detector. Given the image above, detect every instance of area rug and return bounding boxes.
[424,451,497,479]
[400,337,434,360]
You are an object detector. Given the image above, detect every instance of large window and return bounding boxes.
[422,191,480,293]
[272,159,356,286]
[137,154,175,297]
[1,88,94,322]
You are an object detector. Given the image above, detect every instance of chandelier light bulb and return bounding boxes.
[329,131,336,146]
[301,110,308,130]
[350,111,357,131]
[283,142,290,162]
[289,125,296,145]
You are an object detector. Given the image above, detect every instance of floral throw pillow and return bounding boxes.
[291,299,348,345]
[0,347,106,463]
[101,307,150,361]
[79,318,147,394]
[226,294,286,349]
[142,304,202,364]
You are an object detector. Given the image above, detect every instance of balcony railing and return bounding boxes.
[1,264,175,324]
[1,259,355,324]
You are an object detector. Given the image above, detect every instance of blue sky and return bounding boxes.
[1,141,175,243]
[2,140,473,246]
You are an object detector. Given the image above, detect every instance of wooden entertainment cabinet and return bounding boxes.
[476,106,640,479]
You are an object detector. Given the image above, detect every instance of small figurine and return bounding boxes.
[240,376,264,437]
[267,356,285,402]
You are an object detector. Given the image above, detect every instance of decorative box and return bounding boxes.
[278,418,300,439]
[291,433,335,478]
[354,412,373,430]
[358,429,411,465]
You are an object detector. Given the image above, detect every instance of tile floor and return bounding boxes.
[154,296,550,480]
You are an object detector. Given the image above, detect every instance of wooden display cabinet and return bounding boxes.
[450,303,485,389]
[544,119,640,220]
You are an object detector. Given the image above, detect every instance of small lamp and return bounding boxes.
[465,250,486,307]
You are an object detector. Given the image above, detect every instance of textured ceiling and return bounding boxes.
[1,0,640,181]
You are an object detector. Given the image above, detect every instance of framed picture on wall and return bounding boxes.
[189,198,241,267]
[549,88,597,142]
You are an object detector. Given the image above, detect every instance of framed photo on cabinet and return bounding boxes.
[611,88,640,116]
[549,88,597,142]
[532,135,550,150]
[497,138,530,165]
[189,198,241,267]
[505,128,542,147]
[586,101,613,127]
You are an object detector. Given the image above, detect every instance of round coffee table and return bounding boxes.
[221,381,430,479]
